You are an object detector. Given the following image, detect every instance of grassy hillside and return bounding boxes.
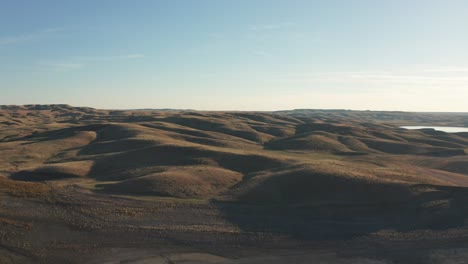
[2,105,468,203]
[2,105,468,263]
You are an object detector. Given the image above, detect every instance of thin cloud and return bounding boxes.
[75,54,145,61]
[38,54,145,72]
[39,62,84,71]
[270,70,468,88]
[423,67,468,73]
[40,27,66,33]
[248,22,295,31]
[0,33,37,45]
[0,27,64,46]
[252,50,273,58]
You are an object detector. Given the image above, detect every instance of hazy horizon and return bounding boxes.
[2,1,468,111]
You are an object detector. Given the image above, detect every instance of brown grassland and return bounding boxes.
[1,105,468,263]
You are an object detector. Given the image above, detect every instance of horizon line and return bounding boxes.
[1,104,468,114]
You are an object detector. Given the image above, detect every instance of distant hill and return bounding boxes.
[2,104,468,263]
[2,104,468,202]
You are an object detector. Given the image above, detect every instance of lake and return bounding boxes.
[401,126,468,133]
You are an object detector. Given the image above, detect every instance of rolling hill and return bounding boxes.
[1,105,468,263]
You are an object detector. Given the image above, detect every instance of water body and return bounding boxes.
[401,126,468,133]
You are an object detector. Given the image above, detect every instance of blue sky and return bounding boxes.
[1,0,468,111]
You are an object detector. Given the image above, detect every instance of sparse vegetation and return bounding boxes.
[1,105,468,263]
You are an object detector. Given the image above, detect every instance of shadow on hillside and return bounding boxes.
[19,124,106,143]
[214,184,468,241]
[81,143,288,181]
[10,170,79,181]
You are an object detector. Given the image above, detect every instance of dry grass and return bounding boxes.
[267,132,351,152]
[0,177,50,198]
[1,104,468,202]
[0,217,32,230]
[2,105,468,263]
[101,166,242,198]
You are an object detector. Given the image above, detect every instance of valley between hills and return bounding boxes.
[2,105,468,263]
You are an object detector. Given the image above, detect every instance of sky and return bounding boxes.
[1,0,468,111]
